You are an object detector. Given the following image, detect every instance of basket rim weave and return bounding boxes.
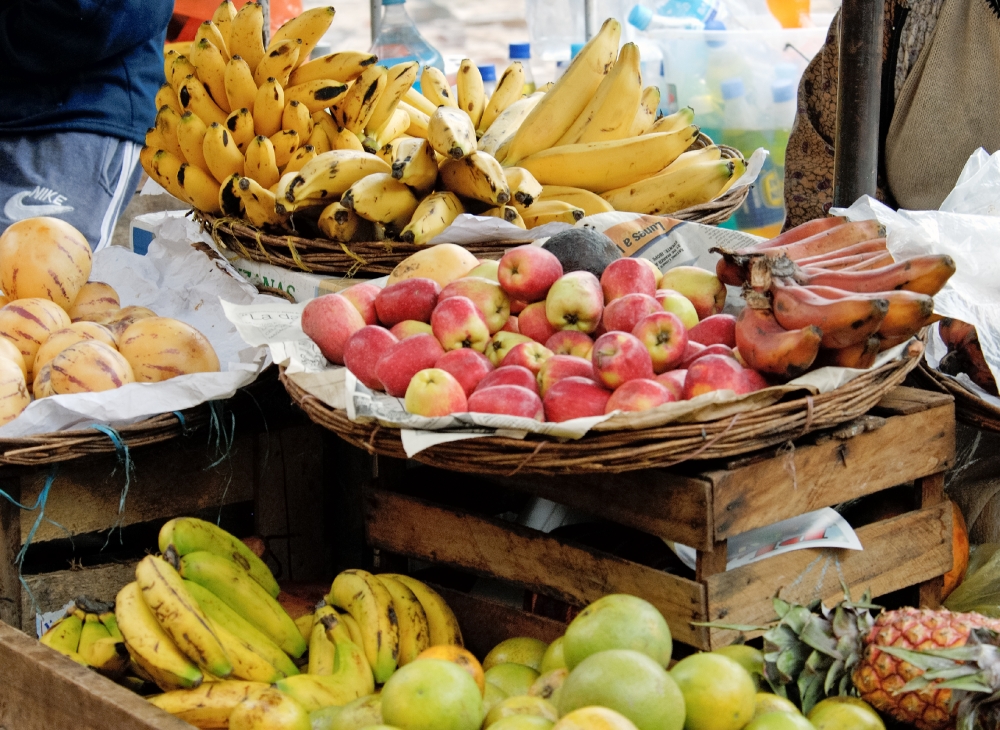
[916,362,1000,432]
[281,346,922,475]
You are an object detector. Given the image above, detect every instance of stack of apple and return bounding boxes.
[301,243,770,423]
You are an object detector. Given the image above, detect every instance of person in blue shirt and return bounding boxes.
[0,0,173,250]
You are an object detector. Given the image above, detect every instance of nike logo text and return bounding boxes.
[4,188,75,221]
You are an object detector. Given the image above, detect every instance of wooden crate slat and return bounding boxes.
[365,488,709,648]
[704,503,953,647]
[707,402,954,541]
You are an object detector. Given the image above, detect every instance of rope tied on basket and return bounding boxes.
[338,243,368,277]
[92,425,135,547]
[0,465,61,616]
[285,237,313,273]
[506,440,547,477]
[657,413,743,469]
[172,410,196,437]
[206,401,237,521]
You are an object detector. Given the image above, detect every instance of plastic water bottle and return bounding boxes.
[479,65,497,98]
[656,0,728,26]
[769,79,796,213]
[370,0,444,87]
[509,43,536,95]
[627,4,705,29]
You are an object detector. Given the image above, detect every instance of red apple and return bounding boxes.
[632,311,688,374]
[375,333,445,397]
[602,293,662,334]
[689,314,737,348]
[498,245,564,302]
[468,385,544,421]
[678,341,705,368]
[656,289,699,330]
[639,258,663,288]
[339,282,381,325]
[301,293,366,365]
[375,278,441,326]
[592,332,654,390]
[404,368,468,416]
[605,378,675,414]
[435,348,494,396]
[681,343,736,369]
[659,266,726,320]
[501,342,553,375]
[485,331,533,366]
[431,296,490,352]
[742,368,769,393]
[543,376,612,422]
[545,331,594,360]
[502,316,520,333]
[389,320,434,339]
[600,258,657,303]
[466,259,500,281]
[475,365,538,394]
[545,271,604,333]
[343,326,398,390]
[682,354,747,400]
[509,298,528,315]
[656,369,686,399]
[519,301,560,344]
[537,355,595,398]
[439,277,510,334]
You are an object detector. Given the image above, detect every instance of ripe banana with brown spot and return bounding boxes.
[244,135,280,189]
[483,205,525,228]
[478,62,525,135]
[211,0,237,50]
[328,569,399,683]
[154,105,185,160]
[269,129,299,167]
[601,158,735,214]
[307,125,331,152]
[318,201,363,242]
[390,137,438,194]
[253,39,300,87]
[219,173,244,217]
[457,59,485,129]
[428,106,477,160]
[375,575,430,664]
[521,200,585,227]
[399,191,464,245]
[420,65,457,108]
[179,74,228,126]
[141,147,186,201]
[398,101,430,139]
[290,50,378,86]
[379,574,463,646]
[283,144,316,174]
[155,84,182,116]
[203,122,244,183]
[168,55,197,93]
[150,680,270,728]
[504,167,543,207]
[281,100,312,139]
[629,86,661,136]
[224,107,254,152]
[556,42,641,145]
[270,5,335,62]
[177,112,211,173]
[537,185,614,216]
[365,108,410,154]
[282,150,391,211]
[253,78,285,137]
[224,55,257,114]
[178,160,224,214]
[341,172,420,230]
[646,106,694,135]
[331,65,388,135]
[190,38,231,114]
[366,61,420,137]
[440,151,511,205]
[478,94,543,159]
[229,2,265,73]
[193,20,229,62]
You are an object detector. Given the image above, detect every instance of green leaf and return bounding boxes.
[784,605,813,634]
[773,597,791,618]
[800,616,840,658]
[824,659,845,694]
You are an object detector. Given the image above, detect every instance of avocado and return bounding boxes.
[541,227,621,279]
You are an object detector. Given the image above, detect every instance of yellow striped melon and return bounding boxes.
[0,298,71,379]
[0,217,92,309]
[119,317,220,382]
[49,341,134,394]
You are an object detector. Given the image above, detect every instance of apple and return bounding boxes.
[605,378,675,414]
[390,320,434,339]
[733,348,747,367]
[682,354,748,400]
[537,355,595,398]
[435,348,494,396]
[678,341,705,368]
[468,385,545,421]
[509,298,528,315]
[466,259,500,281]
[545,271,604,333]
[339,282,381,325]
[475,365,538,394]
[498,245,564,302]
[742,368,769,393]
[440,277,510,334]
[502,316,520,333]
[343,326,399,390]
[485,331,534,367]
[689,314,737,348]
[301,293,366,365]
[600,258,657,303]
[632,312,688,374]
[592,332,654,390]
[656,369,686,399]
[519,301,559,344]
[602,293,662,334]
[546,331,594,360]
[543,376,612,422]
[639,258,663,287]
[681,343,736,369]
[404,368,468,416]
[375,278,441,326]
[431,296,491,352]
[656,289,700,330]
[501,342,553,375]
[658,266,726,320]
[375,333,446,397]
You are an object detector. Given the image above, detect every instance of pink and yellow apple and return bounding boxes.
[689,314,737,348]
[435,348,494,396]
[468,385,545,421]
[605,378,675,414]
[498,245,564,302]
[545,271,604,333]
[519,302,560,344]
[343,326,399,390]
[375,333,446,397]
[466,259,500,281]
[374,278,441,326]
[390,320,434,339]
[502,316,520,333]
[431,296,491,352]
[404,368,468,416]
[602,293,662,334]
[639,258,663,288]
[301,293,366,365]
[681,354,747,400]
[656,289,699,330]
[632,311,688,374]
[543,376,612,422]
[537,355,595,398]
[658,266,726,320]
[656,369,686,399]
[600,258,657,303]
[545,331,594,360]
[592,332,654,390]
[509,298,528,315]
[681,343,736,369]
[742,368,769,393]
[439,277,510,334]
[485,331,533,366]
[475,365,538,394]
[339,282,381,325]
[501,342,553,375]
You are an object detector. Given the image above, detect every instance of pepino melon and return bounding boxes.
[0,217,92,309]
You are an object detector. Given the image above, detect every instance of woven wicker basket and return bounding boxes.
[915,362,1000,432]
[282,342,922,475]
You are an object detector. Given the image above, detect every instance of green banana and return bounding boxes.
[275,637,374,712]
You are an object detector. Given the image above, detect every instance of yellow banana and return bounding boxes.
[331,65,387,135]
[270,5,336,63]
[479,95,543,160]
[365,107,410,153]
[285,78,349,114]
[115,581,203,690]
[440,151,511,205]
[601,158,735,214]
[203,122,245,182]
[629,86,661,137]
[428,106,477,160]
[224,106,255,151]
[404,86,438,117]
[177,111,211,173]
[365,61,419,134]
[295,612,315,643]
[318,201,362,241]
[420,65,457,108]
[377,135,411,165]
[503,18,620,164]
[253,78,285,137]
[398,101,429,139]
[399,191,463,245]
[219,172,244,217]
[342,172,419,229]
[390,137,437,193]
[211,0,237,51]
[141,146,186,200]
[191,38,231,114]
[282,150,391,210]
[289,51,379,86]
[538,185,614,216]
[716,157,747,195]
[229,2,265,73]
[307,125,332,153]
[274,638,374,713]
[334,608,367,650]
[179,74,228,126]
[151,680,270,729]
[375,576,430,665]
[224,55,258,114]
[328,569,400,683]
[646,106,694,135]
[484,205,527,228]
[478,62,525,135]
[270,129,300,167]
[316,603,354,645]
[556,43,641,146]
[284,145,317,175]
[178,161,224,213]
[206,613,284,683]
[282,99,312,139]
[155,84,182,116]
[254,39,300,87]
[504,167,543,207]
[380,574,463,647]
[657,145,723,172]
[154,105,185,160]
[164,49,181,85]
[519,199,584,227]
[194,20,230,62]
[456,59,485,129]
[245,134,280,187]
[308,619,336,675]
[40,613,83,655]
[169,55,197,93]
[518,124,700,193]
[177,550,306,658]
[77,614,128,677]
[237,175,288,227]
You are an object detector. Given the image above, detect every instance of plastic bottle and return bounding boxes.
[627,4,705,29]
[769,78,796,188]
[767,0,811,28]
[656,0,728,27]
[369,0,444,87]
[509,43,536,95]
[479,65,497,98]
[553,43,584,81]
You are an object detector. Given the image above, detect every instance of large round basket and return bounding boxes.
[283,343,921,475]
[915,362,1000,432]
[0,407,207,467]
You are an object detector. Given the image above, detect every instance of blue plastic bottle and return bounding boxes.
[509,43,536,95]
[370,0,444,91]
[479,65,497,97]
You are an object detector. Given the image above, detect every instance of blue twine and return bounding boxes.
[205,401,237,524]
[92,425,134,547]
[172,410,195,437]
[0,465,60,616]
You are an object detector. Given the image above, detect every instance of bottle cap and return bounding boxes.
[720,77,745,100]
[570,43,585,58]
[628,4,654,29]
[772,80,796,103]
[509,43,531,59]
[479,64,496,82]
[381,0,405,5]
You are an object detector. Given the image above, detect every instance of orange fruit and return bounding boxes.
[416,645,486,695]
[669,653,756,730]
[943,501,969,599]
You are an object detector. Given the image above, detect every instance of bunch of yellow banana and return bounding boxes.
[38,596,130,678]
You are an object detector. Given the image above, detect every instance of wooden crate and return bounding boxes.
[362,387,957,650]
